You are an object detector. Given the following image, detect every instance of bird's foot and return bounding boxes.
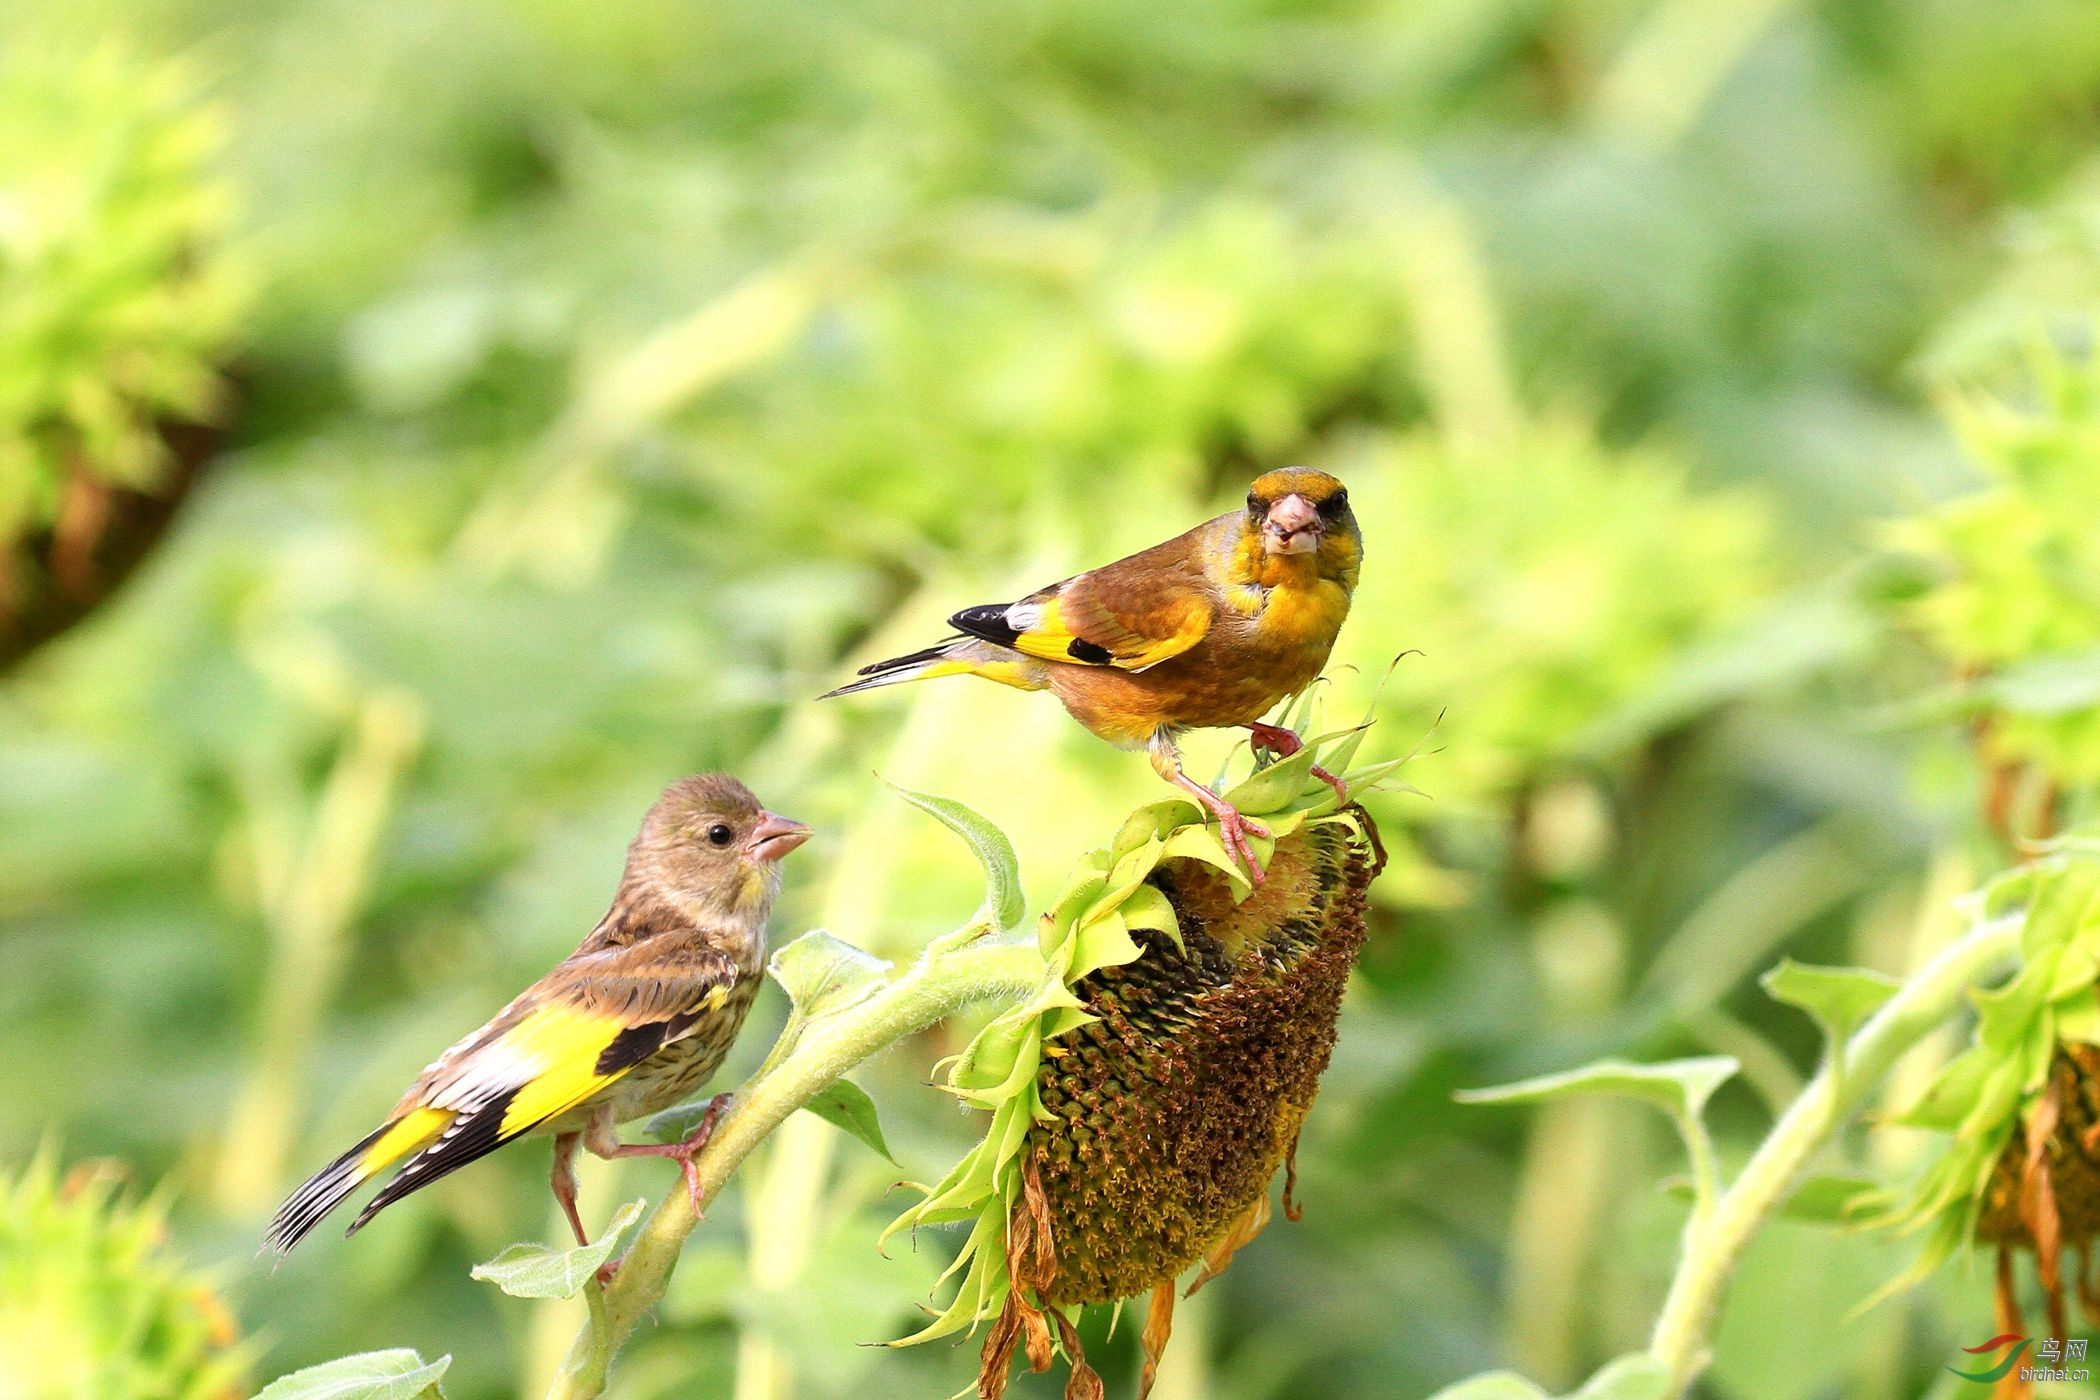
[590,1092,733,1219]
[1214,803,1272,882]
[658,1093,732,1216]
[1247,722,1347,805]
[1168,771,1270,884]
[1246,721,1303,760]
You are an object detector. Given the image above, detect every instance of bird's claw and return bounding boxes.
[1216,808,1271,885]
[666,1091,730,1218]
[1165,769,1272,884]
[1246,721,1304,761]
[678,1156,708,1218]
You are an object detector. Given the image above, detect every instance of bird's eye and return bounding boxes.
[1247,491,1264,514]
[706,823,735,847]
[1321,489,1349,516]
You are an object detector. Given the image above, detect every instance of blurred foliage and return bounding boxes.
[0,44,240,540]
[1333,423,1774,811]
[0,1151,246,1400]
[1,1,2099,1398]
[1883,346,2100,788]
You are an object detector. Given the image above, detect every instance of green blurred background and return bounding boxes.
[3,1,2099,1396]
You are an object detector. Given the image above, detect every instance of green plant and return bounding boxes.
[887,727,1396,1398]
[0,1151,247,1400]
[240,719,1402,1400]
[1874,843,2100,1342]
[0,44,241,543]
[1444,879,2027,1400]
[1883,344,2100,809]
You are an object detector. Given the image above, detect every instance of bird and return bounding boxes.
[263,774,810,1257]
[821,467,1361,881]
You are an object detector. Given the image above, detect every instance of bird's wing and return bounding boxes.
[345,941,742,1230]
[949,532,1215,672]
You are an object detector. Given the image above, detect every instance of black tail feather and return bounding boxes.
[263,1122,392,1256]
[816,637,964,699]
[856,639,955,678]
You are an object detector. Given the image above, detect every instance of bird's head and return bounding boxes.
[636,773,811,918]
[1244,468,1359,576]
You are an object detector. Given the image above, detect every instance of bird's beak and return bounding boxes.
[1263,494,1323,555]
[746,812,812,864]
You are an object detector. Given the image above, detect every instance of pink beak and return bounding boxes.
[1263,493,1322,554]
[746,812,812,864]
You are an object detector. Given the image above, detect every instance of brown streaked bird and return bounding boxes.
[821,468,1361,881]
[263,774,810,1257]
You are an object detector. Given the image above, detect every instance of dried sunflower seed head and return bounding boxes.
[1028,816,1373,1309]
[887,721,1397,1400]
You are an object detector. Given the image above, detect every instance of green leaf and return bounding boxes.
[1119,883,1182,947]
[801,1078,895,1162]
[1338,756,1414,795]
[469,1199,646,1299]
[1570,1354,1670,1400]
[1159,822,1252,888]
[1457,1056,1739,1122]
[641,1100,724,1144]
[253,1349,451,1400]
[1461,1057,1737,1206]
[890,784,1024,932]
[1221,741,1321,814]
[1069,909,1142,977]
[1424,1374,1550,1400]
[768,930,890,1020]
[1761,960,1900,1047]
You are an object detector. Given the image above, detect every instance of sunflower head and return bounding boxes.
[889,724,1397,1399]
[1881,839,2100,1345]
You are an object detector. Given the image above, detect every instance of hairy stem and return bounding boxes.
[544,936,1046,1400]
[1646,912,2024,1396]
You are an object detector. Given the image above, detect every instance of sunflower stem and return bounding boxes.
[544,935,1046,1400]
[1646,911,2024,1397]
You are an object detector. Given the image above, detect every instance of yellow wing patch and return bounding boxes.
[491,1001,635,1137]
[999,593,1208,671]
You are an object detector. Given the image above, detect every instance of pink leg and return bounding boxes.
[583,1094,733,1285]
[585,1094,733,1218]
[550,1131,589,1247]
[1166,768,1271,885]
[1247,721,1347,806]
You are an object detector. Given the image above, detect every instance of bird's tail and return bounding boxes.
[263,1106,451,1256]
[819,637,1043,698]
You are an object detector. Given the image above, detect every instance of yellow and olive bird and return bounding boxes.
[822,468,1362,881]
[264,774,810,1256]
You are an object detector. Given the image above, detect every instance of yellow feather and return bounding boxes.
[358,1106,452,1174]
[924,657,1041,690]
[494,1001,633,1137]
[998,595,1203,671]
